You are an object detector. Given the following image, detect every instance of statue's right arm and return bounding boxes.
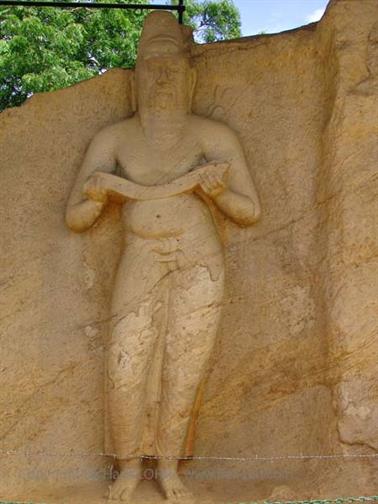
[66,129,116,233]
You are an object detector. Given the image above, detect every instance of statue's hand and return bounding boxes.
[199,162,229,199]
[83,173,109,203]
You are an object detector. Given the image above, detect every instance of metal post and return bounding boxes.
[178,0,184,24]
[0,0,186,20]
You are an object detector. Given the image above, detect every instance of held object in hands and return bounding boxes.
[83,162,229,203]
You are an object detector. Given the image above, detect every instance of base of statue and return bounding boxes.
[0,458,377,503]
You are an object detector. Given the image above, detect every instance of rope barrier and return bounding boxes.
[1,449,377,461]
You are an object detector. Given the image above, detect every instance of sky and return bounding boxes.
[151,0,332,37]
[235,0,331,36]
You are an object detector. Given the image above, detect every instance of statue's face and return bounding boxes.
[136,50,191,115]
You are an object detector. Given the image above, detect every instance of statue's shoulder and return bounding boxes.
[90,116,137,147]
[190,115,239,145]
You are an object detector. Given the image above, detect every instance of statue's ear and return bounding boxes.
[130,71,137,113]
[189,67,197,110]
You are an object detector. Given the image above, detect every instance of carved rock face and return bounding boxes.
[1,2,378,503]
[136,53,192,114]
[64,9,261,502]
[135,11,193,116]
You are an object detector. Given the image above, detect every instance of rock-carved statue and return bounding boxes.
[66,11,261,502]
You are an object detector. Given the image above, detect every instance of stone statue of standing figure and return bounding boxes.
[66,11,261,503]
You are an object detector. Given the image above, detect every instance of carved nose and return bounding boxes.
[157,69,169,84]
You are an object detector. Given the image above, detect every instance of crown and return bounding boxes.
[137,11,185,59]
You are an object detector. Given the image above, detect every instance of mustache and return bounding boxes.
[147,90,176,107]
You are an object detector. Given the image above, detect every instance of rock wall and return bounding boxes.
[317,0,378,453]
[0,0,376,501]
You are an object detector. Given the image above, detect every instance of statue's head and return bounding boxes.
[133,11,195,116]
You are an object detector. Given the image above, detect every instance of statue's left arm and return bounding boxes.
[66,128,116,232]
[200,121,261,226]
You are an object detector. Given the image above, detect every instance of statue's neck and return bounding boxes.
[138,110,188,150]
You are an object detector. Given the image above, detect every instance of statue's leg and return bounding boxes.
[157,254,225,500]
[107,235,167,501]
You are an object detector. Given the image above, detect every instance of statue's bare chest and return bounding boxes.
[115,133,204,186]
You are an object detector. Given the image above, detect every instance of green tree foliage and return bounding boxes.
[0,0,241,111]
[184,0,241,43]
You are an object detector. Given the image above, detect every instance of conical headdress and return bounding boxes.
[137,11,189,61]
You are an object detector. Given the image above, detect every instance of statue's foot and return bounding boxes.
[159,471,193,502]
[108,468,140,502]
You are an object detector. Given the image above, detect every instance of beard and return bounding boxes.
[139,84,189,114]
[137,85,190,148]
[140,92,188,124]
[149,89,176,111]
[139,103,188,148]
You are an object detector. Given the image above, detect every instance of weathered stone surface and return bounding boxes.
[0,0,377,501]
